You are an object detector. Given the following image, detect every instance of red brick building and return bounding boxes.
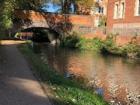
[107,0,140,35]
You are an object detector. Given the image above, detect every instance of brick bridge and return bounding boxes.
[13,10,96,35]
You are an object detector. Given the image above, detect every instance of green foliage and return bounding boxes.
[101,34,117,53]
[100,34,140,58]
[19,43,108,105]
[0,0,46,30]
[61,32,104,51]
[15,32,21,38]
[60,33,81,48]
[78,38,94,50]
[75,0,94,8]
[78,38,103,51]
[98,16,107,27]
[61,32,140,58]
[101,34,123,56]
[16,0,46,10]
[120,43,140,58]
[0,0,14,29]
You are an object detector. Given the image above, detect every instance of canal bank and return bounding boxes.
[60,34,140,59]
[18,43,108,105]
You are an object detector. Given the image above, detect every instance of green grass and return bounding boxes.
[18,43,108,105]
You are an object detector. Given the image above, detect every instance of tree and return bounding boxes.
[16,0,46,10]
[0,0,46,30]
[0,0,15,29]
[0,0,94,30]
[76,0,94,8]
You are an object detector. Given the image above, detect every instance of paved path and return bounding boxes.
[0,40,51,105]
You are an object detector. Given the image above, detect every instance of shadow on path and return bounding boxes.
[0,40,52,105]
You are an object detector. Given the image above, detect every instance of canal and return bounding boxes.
[34,44,140,104]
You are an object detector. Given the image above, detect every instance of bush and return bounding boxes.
[101,34,118,54]
[121,43,140,58]
[78,38,103,51]
[60,32,140,58]
[15,32,21,38]
[100,34,140,58]
[60,33,81,48]
[60,32,104,51]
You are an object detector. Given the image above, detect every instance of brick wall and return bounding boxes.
[107,0,140,35]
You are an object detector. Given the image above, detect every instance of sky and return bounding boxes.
[42,2,75,13]
[42,2,61,13]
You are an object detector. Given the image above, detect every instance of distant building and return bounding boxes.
[107,0,140,35]
[91,0,108,27]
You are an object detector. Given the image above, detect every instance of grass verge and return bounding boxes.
[18,43,108,105]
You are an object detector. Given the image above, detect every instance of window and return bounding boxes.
[120,1,125,18]
[135,0,140,16]
[98,7,104,14]
[114,2,119,19]
[101,7,104,14]
[114,1,125,19]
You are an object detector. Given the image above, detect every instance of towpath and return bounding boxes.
[0,40,51,105]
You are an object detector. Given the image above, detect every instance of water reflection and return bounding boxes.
[33,44,140,104]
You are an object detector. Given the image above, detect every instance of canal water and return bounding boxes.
[34,44,140,105]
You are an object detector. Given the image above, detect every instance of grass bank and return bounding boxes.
[60,34,140,59]
[18,43,108,105]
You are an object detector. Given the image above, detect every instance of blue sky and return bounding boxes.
[42,2,61,13]
[42,2,75,13]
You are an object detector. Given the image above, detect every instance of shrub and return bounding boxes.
[121,43,140,58]
[60,32,140,58]
[60,32,81,48]
[101,33,118,54]
[100,33,140,58]
[60,31,104,51]
[15,32,21,38]
[78,38,103,51]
